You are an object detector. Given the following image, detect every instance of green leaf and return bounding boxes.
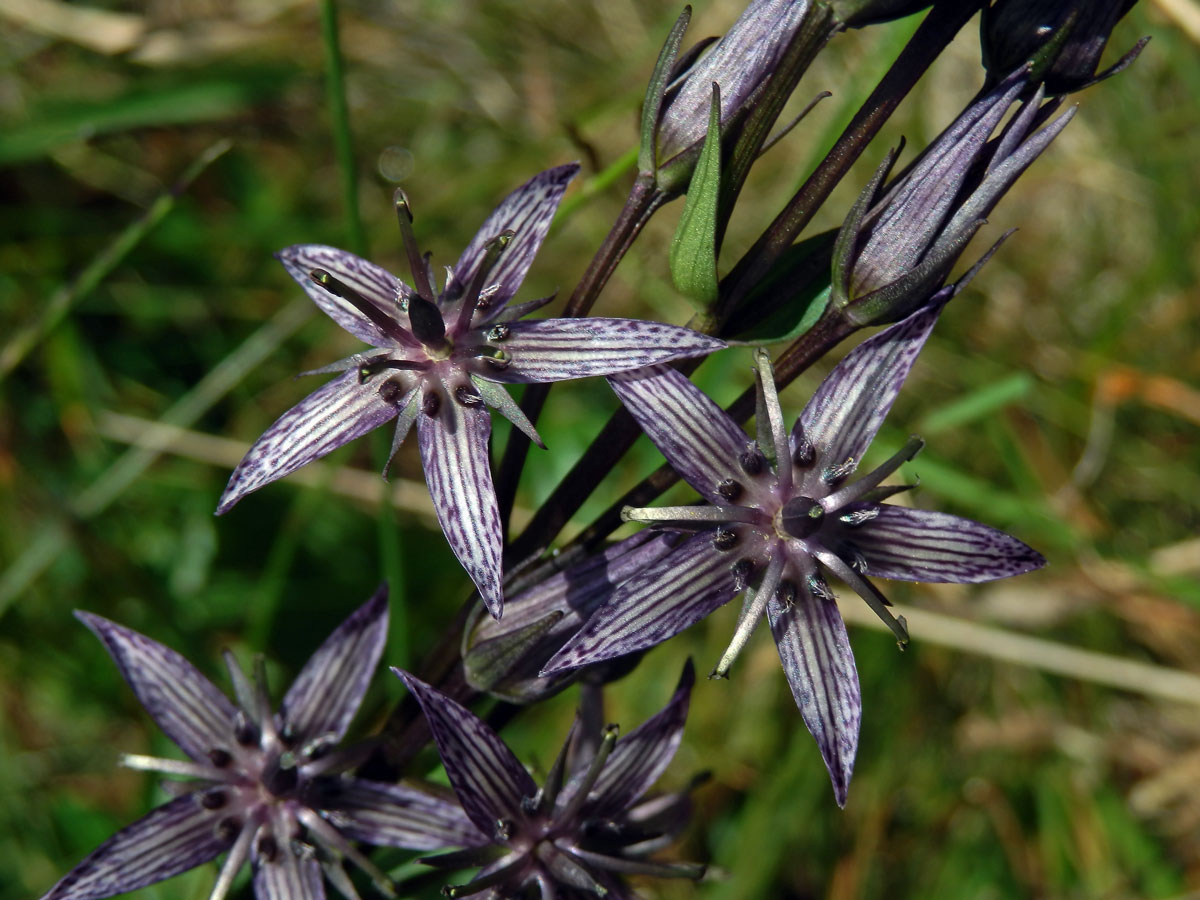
[721,229,837,342]
[669,83,722,310]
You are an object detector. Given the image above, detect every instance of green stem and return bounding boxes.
[320,0,367,256]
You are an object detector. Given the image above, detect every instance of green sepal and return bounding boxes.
[669,83,722,310]
[720,229,836,343]
[639,5,693,175]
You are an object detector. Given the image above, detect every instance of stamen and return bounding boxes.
[712,527,739,551]
[839,507,880,526]
[494,818,515,842]
[378,377,407,404]
[486,323,510,342]
[716,478,743,501]
[296,807,397,897]
[556,724,619,825]
[455,230,514,333]
[816,549,909,647]
[792,436,815,467]
[441,853,528,898]
[256,833,279,863]
[208,748,232,768]
[821,457,857,486]
[454,385,482,407]
[307,269,415,349]
[775,579,797,607]
[730,559,754,592]
[201,789,228,810]
[393,188,438,303]
[422,391,441,418]
[712,553,783,679]
[823,435,925,511]
[739,446,766,476]
[808,572,835,601]
[567,846,706,880]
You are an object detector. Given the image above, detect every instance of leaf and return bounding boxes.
[669,83,722,310]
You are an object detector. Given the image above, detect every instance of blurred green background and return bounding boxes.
[2,1,1198,898]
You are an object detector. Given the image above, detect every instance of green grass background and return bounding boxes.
[2,1,1198,898]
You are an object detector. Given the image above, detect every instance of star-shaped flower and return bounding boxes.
[41,589,483,900]
[217,164,725,618]
[394,662,703,899]
[542,301,1045,805]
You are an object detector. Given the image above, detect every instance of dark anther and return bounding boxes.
[378,378,406,404]
[839,507,879,527]
[233,711,259,747]
[730,559,754,592]
[422,391,441,418]
[454,385,482,406]
[494,818,515,842]
[821,458,856,486]
[843,543,868,574]
[780,496,825,540]
[486,323,510,342]
[200,789,228,810]
[808,572,835,601]
[257,834,279,863]
[208,747,233,768]
[716,478,743,502]
[215,817,242,844]
[775,580,797,608]
[792,438,815,467]
[712,527,739,551]
[738,448,766,476]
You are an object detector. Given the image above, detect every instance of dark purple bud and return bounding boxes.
[982,0,1146,95]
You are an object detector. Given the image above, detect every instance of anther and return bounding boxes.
[208,748,233,768]
[738,447,766,476]
[712,527,739,551]
[201,789,228,810]
[792,438,815,467]
[233,711,259,747]
[454,385,482,406]
[821,457,857,486]
[808,572,835,601]
[257,834,279,863]
[486,323,510,342]
[494,818,515,842]
[422,392,441,418]
[378,378,406,404]
[839,507,879,527]
[215,817,242,844]
[775,580,797,608]
[716,478,743,502]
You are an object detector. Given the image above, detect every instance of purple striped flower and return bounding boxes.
[542,302,1045,805]
[394,662,703,899]
[217,164,725,618]
[41,589,483,900]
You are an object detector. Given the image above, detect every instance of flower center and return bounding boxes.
[778,496,825,539]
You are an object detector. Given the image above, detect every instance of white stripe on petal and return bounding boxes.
[489,319,724,383]
[417,392,505,617]
[75,612,235,762]
[331,778,487,850]
[768,589,860,807]
[217,370,403,514]
[252,846,324,900]
[608,365,749,504]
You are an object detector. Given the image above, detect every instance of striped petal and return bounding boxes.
[847,505,1045,583]
[541,532,739,675]
[487,319,725,384]
[585,660,694,819]
[449,164,579,316]
[799,302,940,470]
[768,589,860,808]
[75,612,235,762]
[278,244,412,347]
[608,365,750,504]
[279,587,389,745]
[252,847,324,900]
[416,394,504,618]
[392,669,537,836]
[40,795,224,900]
[217,370,404,515]
[329,778,486,850]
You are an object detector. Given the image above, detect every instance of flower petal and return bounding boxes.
[278,244,412,347]
[767,589,861,808]
[392,668,537,836]
[416,392,504,618]
[846,505,1046,583]
[252,847,324,900]
[40,794,224,900]
[585,660,694,818]
[328,778,487,850]
[799,302,940,470]
[279,586,389,745]
[217,370,404,515]
[608,365,750,504]
[541,532,739,675]
[75,612,235,762]
[450,164,580,315]
[487,319,725,384]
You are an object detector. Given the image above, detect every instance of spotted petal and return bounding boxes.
[278,244,413,348]
[75,612,235,762]
[217,370,405,515]
[608,365,750,505]
[40,795,225,900]
[279,587,389,745]
[392,669,537,836]
[487,319,725,384]
[450,164,580,316]
[768,590,861,807]
[848,505,1046,583]
[799,302,940,471]
[542,532,739,675]
[416,391,504,618]
[329,779,486,850]
[252,846,324,900]
[585,660,694,819]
